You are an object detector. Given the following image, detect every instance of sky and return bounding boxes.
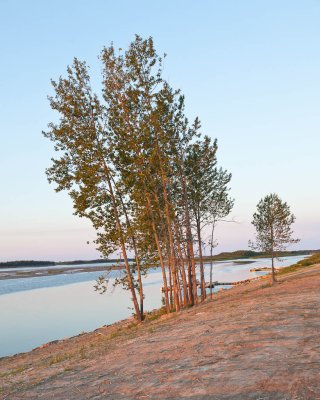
[0,0,319,261]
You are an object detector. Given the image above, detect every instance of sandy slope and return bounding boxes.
[1,265,320,399]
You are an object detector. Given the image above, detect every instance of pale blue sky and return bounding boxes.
[0,0,319,261]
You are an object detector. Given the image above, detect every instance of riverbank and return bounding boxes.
[1,263,320,399]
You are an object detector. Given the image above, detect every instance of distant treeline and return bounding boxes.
[1,250,317,268]
[0,260,56,268]
[202,249,317,261]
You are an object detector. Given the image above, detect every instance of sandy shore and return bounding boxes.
[0,265,119,281]
[1,265,320,399]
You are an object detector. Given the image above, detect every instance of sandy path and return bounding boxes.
[1,265,320,399]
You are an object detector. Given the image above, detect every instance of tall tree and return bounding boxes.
[185,136,233,300]
[250,193,299,284]
[43,58,143,321]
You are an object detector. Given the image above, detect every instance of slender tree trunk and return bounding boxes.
[187,254,194,305]
[177,152,198,305]
[271,228,276,285]
[145,196,170,313]
[155,231,171,312]
[181,174,198,305]
[174,220,189,307]
[165,235,179,311]
[271,247,276,284]
[95,140,142,321]
[173,245,183,308]
[114,185,144,317]
[176,266,183,307]
[132,145,171,313]
[166,244,174,309]
[138,164,171,313]
[159,163,180,312]
[177,220,194,306]
[210,222,215,300]
[106,178,141,321]
[130,235,144,317]
[151,186,185,310]
[196,218,206,301]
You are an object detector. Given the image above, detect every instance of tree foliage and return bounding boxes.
[44,35,233,319]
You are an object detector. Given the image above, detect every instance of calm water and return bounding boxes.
[0,255,307,358]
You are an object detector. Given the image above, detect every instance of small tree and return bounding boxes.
[250,193,299,284]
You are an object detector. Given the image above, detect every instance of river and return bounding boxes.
[0,255,307,358]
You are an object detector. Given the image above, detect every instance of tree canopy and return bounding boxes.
[44,35,233,319]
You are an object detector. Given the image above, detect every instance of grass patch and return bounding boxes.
[143,307,168,322]
[99,307,168,342]
[126,322,139,330]
[106,324,137,341]
[109,332,119,340]
[47,269,64,275]
[79,346,86,359]
[48,352,72,365]
[277,252,320,276]
[0,365,28,378]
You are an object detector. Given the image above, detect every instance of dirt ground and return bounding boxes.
[1,265,320,400]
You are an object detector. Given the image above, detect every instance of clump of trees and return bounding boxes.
[250,193,299,284]
[44,35,233,321]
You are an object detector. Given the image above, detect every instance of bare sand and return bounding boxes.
[0,265,119,281]
[1,265,320,399]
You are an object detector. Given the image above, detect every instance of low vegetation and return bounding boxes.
[48,352,72,366]
[277,252,320,276]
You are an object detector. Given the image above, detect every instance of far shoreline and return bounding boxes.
[0,249,314,270]
[0,251,312,281]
